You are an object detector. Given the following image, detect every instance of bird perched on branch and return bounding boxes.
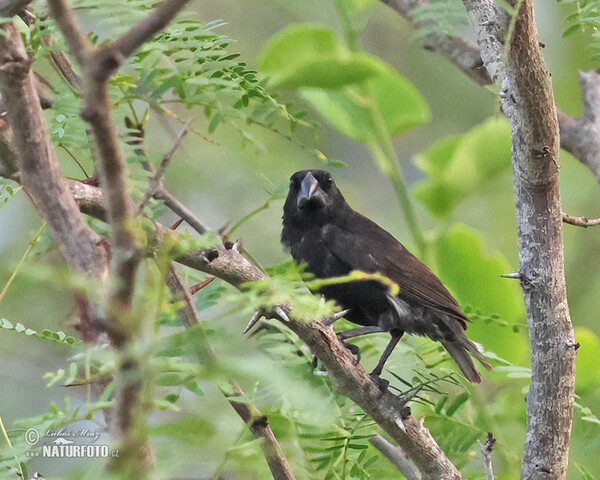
[281,169,490,383]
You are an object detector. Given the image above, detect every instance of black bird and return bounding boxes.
[281,169,490,383]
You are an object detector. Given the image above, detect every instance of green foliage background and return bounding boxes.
[0,0,599,479]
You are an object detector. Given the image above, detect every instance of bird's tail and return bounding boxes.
[441,338,491,384]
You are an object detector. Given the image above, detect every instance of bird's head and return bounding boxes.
[284,170,345,221]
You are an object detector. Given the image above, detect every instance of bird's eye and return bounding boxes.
[324,177,333,189]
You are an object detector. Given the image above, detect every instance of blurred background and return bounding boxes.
[1,0,599,478]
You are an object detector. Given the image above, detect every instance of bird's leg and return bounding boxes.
[370,331,404,391]
[337,325,386,339]
[336,326,386,365]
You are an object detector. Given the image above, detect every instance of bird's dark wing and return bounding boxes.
[327,211,469,326]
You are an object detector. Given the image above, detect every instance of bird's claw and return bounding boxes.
[369,371,390,392]
[338,335,361,365]
[323,308,351,326]
[310,355,329,376]
[243,305,291,334]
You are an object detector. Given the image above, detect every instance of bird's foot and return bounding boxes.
[369,371,390,392]
[337,336,361,365]
[310,355,329,376]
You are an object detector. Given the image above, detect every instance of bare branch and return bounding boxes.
[557,71,600,184]
[0,22,107,278]
[380,0,491,86]
[111,0,191,61]
[370,435,421,480]
[478,432,496,480]
[562,212,600,228]
[165,267,297,480]
[462,1,576,479]
[47,0,91,66]
[136,120,190,216]
[44,34,82,90]
[153,187,211,234]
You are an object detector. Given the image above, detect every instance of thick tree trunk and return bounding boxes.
[463,1,576,479]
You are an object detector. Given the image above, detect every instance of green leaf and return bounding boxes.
[445,391,469,416]
[183,380,205,397]
[301,60,430,142]
[574,327,600,392]
[431,224,528,364]
[413,117,511,218]
[0,318,79,347]
[258,24,381,89]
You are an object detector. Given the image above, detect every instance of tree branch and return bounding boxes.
[379,0,600,185]
[462,2,576,479]
[557,70,600,184]
[164,267,297,480]
[0,118,19,181]
[562,212,600,228]
[478,432,496,480]
[0,21,108,346]
[370,434,421,480]
[136,120,190,216]
[48,1,193,476]
[111,0,191,61]
[0,23,106,277]
[380,0,491,86]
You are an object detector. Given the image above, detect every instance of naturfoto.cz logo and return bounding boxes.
[25,427,118,459]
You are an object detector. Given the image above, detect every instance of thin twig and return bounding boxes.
[122,114,211,235]
[153,186,211,235]
[165,267,297,480]
[478,432,496,480]
[44,34,82,90]
[47,0,91,66]
[562,212,600,228]
[136,120,190,216]
[370,435,421,480]
[111,0,190,61]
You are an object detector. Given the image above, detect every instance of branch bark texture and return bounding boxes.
[463,1,576,479]
[46,1,192,476]
[0,22,107,279]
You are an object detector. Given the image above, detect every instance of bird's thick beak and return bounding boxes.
[297,171,324,208]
